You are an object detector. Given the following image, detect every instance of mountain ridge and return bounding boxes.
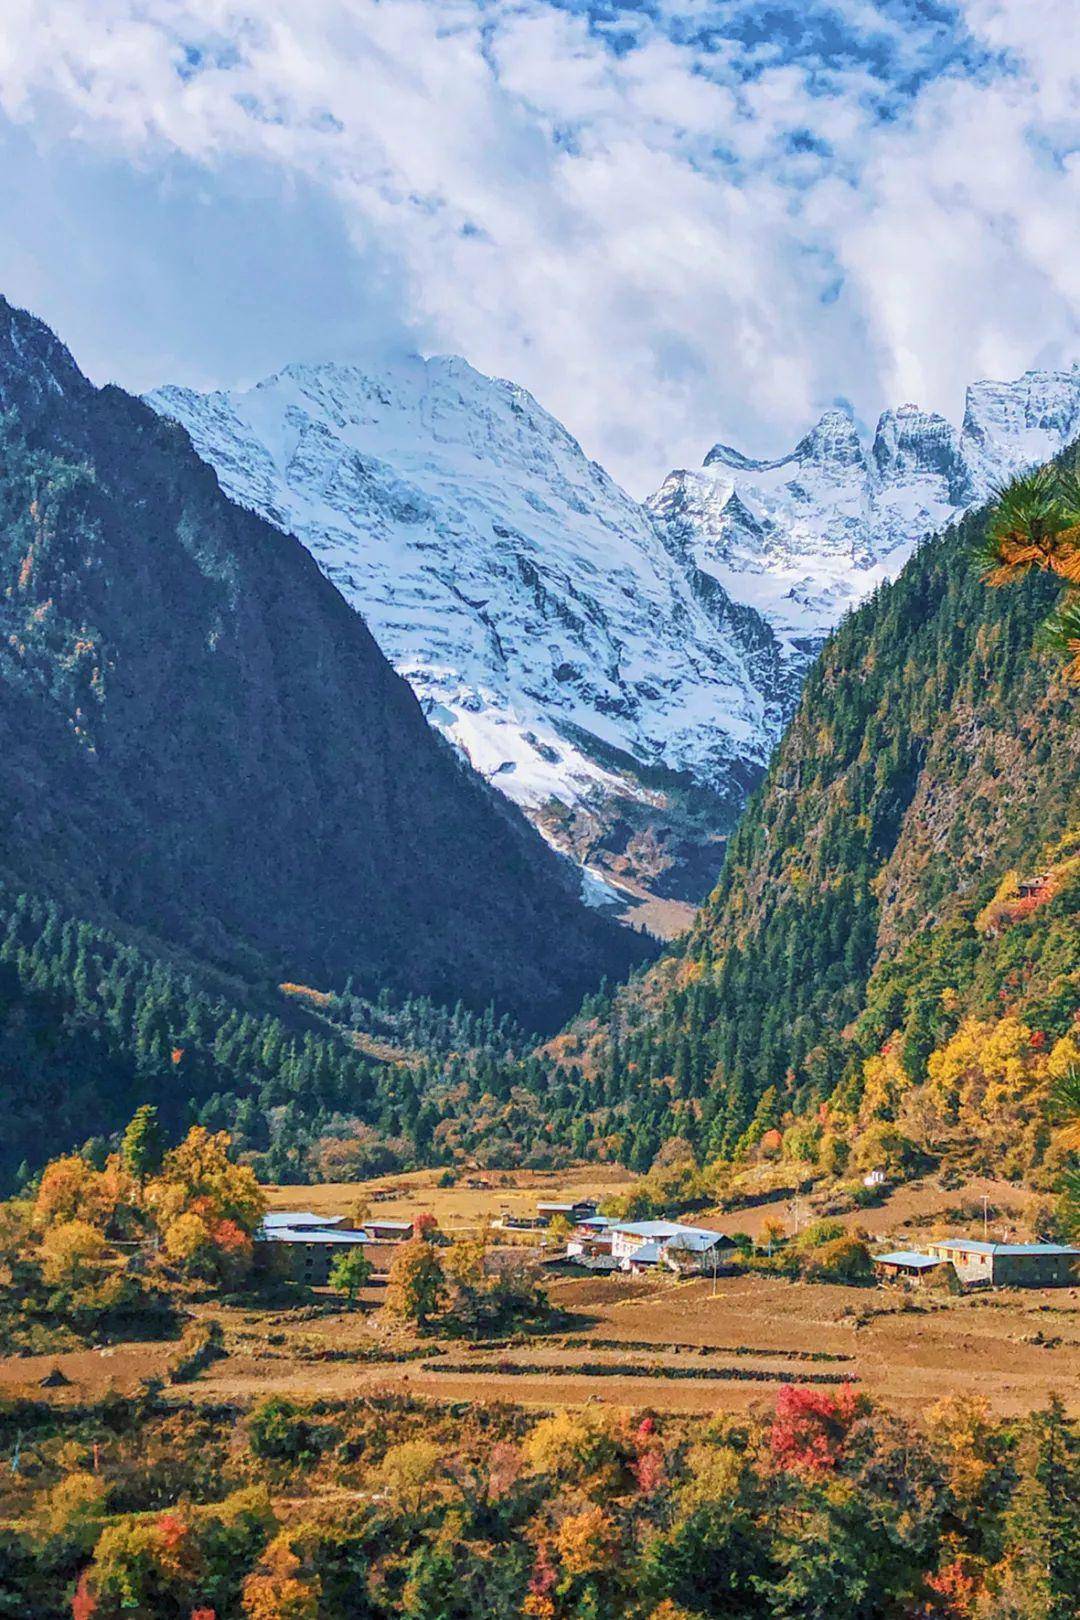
[649,365,1080,648]
[0,294,650,1035]
[147,356,797,919]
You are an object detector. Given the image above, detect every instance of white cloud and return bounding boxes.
[0,1,1077,494]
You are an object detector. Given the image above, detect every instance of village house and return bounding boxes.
[610,1220,737,1276]
[873,1249,949,1284]
[258,1212,371,1287]
[536,1199,599,1226]
[924,1238,1080,1287]
[565,1216,614,1258]
[362,1217,414,1243]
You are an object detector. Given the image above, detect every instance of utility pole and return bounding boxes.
[982,1194,990,1242]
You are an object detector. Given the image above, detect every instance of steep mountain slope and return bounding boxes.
[147,360,793,916]
[567,455,1079,1171]
[650,368,1080,652]
[0,295,650,1037]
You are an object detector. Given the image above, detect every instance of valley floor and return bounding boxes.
[2,1265,1075,1423]
[2,1170,1073,1422]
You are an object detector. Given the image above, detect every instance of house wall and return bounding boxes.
[928,1245,994,1284]
[994,1252,1078,1287]
[928,1246,1079,1287]
[611,1230,646,1261]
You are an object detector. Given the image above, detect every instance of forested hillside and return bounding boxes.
[0,296,650,1175]
[561,452,1080,1177]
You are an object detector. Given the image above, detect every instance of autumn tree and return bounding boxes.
[145,1126,264,1282]
[995,1396,1080,1620]
[39,1219,106,1291]
[370,1439,445,1516]
[383,1238,446,1329]
[242,1533,320,1620]
[1050,1063,1080,1239]
[769,1384,862,1475]
[978,467,1080,681]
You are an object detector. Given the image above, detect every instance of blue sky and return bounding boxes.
[0,0,1077,493]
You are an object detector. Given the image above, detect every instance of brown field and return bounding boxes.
[3,1268,1076,1423]
[2,1173,1074,1422]
[263,1164,639,1240]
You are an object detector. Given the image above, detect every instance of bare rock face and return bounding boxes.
[0,295,652,1029]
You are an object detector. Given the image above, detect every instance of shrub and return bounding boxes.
[166,1318,226,1384]
[801,1236,874,1284]
[247,1399,316,1464]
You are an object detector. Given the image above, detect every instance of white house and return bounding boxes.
[611,1220,736,1275]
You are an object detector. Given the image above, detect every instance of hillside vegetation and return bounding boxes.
[0,296,651,1177]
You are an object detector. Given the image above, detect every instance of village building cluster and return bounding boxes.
[260,1196,1079,1293]
[873,1238,1080,1288]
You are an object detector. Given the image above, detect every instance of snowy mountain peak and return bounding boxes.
[703,406,863,477]
[148,355,794,925]
[648,365,1080,646]
[871,405,970,503]
[791,408,866,473]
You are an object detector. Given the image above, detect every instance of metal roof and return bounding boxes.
[874,1251,943,1269]
[262,1212,344,1230]
[929,1238,1080,1257]
[664,1230,729,1253]
[364,1219,413,1231]
[627,1241,663,1264]
[262,1226,370,1246]
[615,1220,730,1247]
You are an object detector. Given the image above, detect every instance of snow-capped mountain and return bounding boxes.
[148,358,792,924]
[649,368,1080,649]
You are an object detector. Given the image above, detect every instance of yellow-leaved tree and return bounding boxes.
[145,1126,264,1282]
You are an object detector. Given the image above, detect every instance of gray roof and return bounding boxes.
[262,1226,370,1246]
[664,1230,730,1254]
[930,1238,1080,1257]
[874,1251,943,1269]
[615,1220,731,1248]
[262,1211,344,1230]
[627,1241,663,1264]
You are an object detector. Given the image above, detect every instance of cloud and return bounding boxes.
[0,1,1076,494]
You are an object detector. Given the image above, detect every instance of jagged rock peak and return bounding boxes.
[649,364,1080,646]
[703,406,865,477]
[871,404,971,503]
[790,408,866,472]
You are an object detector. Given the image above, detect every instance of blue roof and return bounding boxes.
[262,1226,369,1246]
[262,1212,344,1230]
[874,1251,943,1269]
[628,1241,663,1264]
[615,1220,729,1244]
[930,1238,1080,1257]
